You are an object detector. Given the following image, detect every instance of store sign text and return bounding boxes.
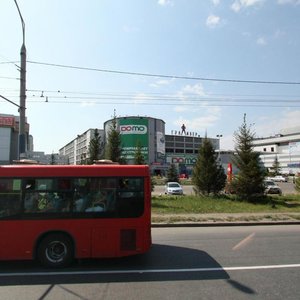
[171,156,197,165]
[120,125,147,134]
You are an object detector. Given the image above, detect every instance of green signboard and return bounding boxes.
[119,118,149,162]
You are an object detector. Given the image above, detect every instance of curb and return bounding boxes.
[151,221,300,227]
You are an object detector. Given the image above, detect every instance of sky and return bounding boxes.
[1,0,300,154]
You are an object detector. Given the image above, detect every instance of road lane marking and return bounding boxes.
[232,232,256,251]
[1,264,300,277]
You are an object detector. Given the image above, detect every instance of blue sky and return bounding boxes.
[1,0,300,153]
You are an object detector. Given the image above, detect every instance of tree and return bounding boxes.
[166,164,179,183]
[271,156,281,176]
[192,136,226,196]
[295,176,300,192]
[105,112,124,163]
[80,153,87,165]
[134,141,145,165]
[50,153,56,165]
[231,114,265,201]
[87,129,103,164]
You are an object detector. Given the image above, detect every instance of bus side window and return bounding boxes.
[0,179,22,218]
[24,192,39,212]
[116,178,144,218]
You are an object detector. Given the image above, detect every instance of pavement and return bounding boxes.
[151,212,300,227]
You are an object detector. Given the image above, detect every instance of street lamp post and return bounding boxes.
[14,0,27,158]
[216,134,222,161]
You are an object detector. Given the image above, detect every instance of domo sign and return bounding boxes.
[119,118,149,162]
[120,124,147,135]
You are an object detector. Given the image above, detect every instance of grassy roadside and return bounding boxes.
[151,194,300,223]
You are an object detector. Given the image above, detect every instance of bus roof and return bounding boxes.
[0,164,149,178]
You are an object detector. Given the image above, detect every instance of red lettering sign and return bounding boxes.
[0,116,14,127]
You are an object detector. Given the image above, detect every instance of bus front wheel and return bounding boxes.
[37,233,74,268]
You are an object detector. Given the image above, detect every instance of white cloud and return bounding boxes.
[132,93,148,104]
[171,84,222,136]
[173,83,206,111]
[206,14,221,28]
[173,115,220,133]
[277,0,300,5]
[180,83,206,97]
[231,0,265,12]
[255,109,300,137]
[256,36,267,45]
[211,0,221,6]
[158,0,174,6]
[274,29,286,39]
[150,79,174,88]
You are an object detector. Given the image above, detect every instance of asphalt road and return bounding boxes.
[0,225,300,299]
[153,182,298,196]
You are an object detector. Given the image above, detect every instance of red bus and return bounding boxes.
[0,164,151,267]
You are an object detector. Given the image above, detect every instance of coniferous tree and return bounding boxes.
[87,129,102,164]
[80,153,87,165]
[192,136,226,196]
[50,153,56,165]
[231,114,265,201]
[166,164,179,183]
[271,156,281,176]
[134,141,145,165]
[105,112,124,163]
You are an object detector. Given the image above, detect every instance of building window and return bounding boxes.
[263,148,266,152]
[166,148,174,153]
[175,149,184,153]
[271,147,274,152]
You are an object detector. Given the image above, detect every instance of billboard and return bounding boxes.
[156,131,165,155]
[0,116,14,127]
[166,154,197,165]
[119,118,149,162]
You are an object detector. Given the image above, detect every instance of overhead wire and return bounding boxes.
[27,60,300,85]
[2,59,300,108]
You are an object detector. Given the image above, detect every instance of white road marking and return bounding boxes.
[1,264,300,277]
[232,232,256,251]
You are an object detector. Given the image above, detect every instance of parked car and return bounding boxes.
[165,182,183,195]
[264,180,282,195]
[271,175,288,182]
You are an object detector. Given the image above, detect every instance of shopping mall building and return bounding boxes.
[59,116,219,176]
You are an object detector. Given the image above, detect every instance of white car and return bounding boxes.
[165,182,183,195]
[271,175,287,182]
[264,180,282,195]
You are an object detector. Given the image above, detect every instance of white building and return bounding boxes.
[253,127,300,175]
[59,128,104,165]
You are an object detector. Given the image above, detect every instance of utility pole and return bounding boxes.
[216,134,222,162]
[14,0,27,158]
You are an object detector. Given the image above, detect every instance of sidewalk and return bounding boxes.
[151,212,300,227]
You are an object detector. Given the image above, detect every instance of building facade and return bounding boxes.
[59,128,105,165]
[59,116,223,175]
[25,151,68,165]
[253,127,300,175]
[104,116,165,167]
[164,133,219,177]
[0,113,31,164]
